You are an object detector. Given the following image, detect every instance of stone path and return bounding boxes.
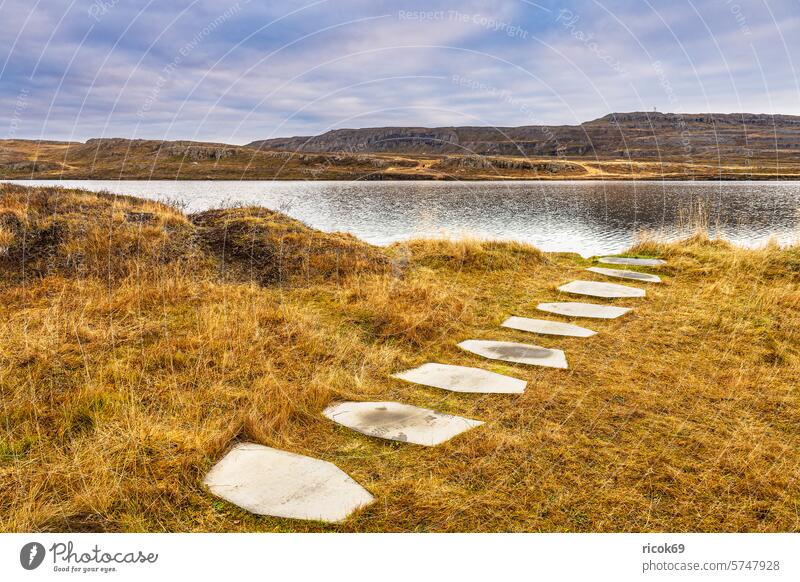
[203,443,374,523]
[502,316,596,337]
[587,267,661,283]
[598,256,666,267]
[537,301,632,319]
[558,280,646,299]
[323,401,483,446]
[392,362,527,394]
[458,339,569,369]
[203,253,665,524]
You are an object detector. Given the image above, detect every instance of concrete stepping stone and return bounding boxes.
[203,443,373,523]
[559,280,645,299]
[598,256,666,267]
[501,316,596,338]
[392,362,526,394]
[323,401,483,446]
[587,267,661,283]
[458,339,568,369]
[537,301,631,319]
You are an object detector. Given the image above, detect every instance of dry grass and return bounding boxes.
[0,184,798,533]
[5,137,800,181]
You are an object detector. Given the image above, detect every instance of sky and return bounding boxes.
[2,0,799,144]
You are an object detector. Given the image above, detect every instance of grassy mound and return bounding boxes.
[191,206,389,285]
[0,184,196,280]
[0,183,388,285]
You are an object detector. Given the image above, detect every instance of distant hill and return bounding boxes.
[248,112,800,161]
[4,112,800,180]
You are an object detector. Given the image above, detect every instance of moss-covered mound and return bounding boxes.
[191,206,389,285]
[0,184,389,286]
[0,183,196,280]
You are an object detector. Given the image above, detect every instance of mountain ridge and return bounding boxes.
[247,111,800,160]
[4,112,800,180]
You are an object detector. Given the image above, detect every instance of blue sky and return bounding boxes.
[3,0,799,143]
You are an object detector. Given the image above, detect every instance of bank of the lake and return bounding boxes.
[4,179,800,256]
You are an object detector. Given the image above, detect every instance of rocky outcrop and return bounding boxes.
[1,160,61,172]
[161,144,234,160]
[82,138,236,160]
[251,127,461,154]
[438,155,584,174]
[248,112,800,161]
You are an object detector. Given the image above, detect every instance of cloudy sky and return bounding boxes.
[3,0,799,143]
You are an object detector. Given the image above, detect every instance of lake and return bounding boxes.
[6,180,800,256]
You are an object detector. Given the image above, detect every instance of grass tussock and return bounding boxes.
[336,273,476,347]
[397,237,546,272]
[0,184,799,533]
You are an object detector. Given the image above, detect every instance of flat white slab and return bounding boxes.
[559,280,645,298]
[323,401,483,446]
[598,256,666,267]
[458,339,568,369]
[587,266,661,283]
[501,316,596,338]
[204,443,373,523]
[392,362,526,394]
[537,302,632,319]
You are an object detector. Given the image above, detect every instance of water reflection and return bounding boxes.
[7,180,800,256]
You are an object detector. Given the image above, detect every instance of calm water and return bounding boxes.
[6,180,800,256]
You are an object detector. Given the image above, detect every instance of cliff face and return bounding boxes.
[248,112,800,161]
[249,127,461,154]
[81,138,237,160]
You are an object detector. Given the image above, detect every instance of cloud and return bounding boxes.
[2,0,799,142]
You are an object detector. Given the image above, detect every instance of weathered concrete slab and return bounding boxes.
[537,301,631,319]
[323,401,483,446]
[392,362,526,394]
[587,266,661,283]
[559,280,645,298]
[458,339,568,369]
[501,316,596,338]
[203,443,373,523]
[598,256,666,267]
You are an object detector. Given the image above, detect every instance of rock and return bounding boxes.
[125,211,157,224]
[392,362,526,394]
[458,339,568,369]
[558,280,645,298]
[597,256,666,267]
[587,267,661,283]
[537,302,632,319]
[5,160,61,172]
[501,316,596,337]
[323,401,483,446]
[203,443,373,523]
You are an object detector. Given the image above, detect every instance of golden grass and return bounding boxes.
[5,137,800,181]
[0,184,798,532]
[0,225,14,254]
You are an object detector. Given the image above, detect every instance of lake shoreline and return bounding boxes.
[4,178,799,256]
[5,174,800,182]
[5,138,800,182]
